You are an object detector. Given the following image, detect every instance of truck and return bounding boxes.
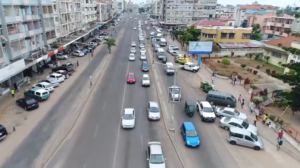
[165,62,175,75]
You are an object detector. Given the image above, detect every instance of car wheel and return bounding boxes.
[224,126,229,130]
[253,146,260,150]
[230,141,236,145]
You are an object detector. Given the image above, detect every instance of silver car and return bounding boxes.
[130,47,136,53]
[146,142,166,168]
[215,107,247,122]
[140,43,145,48]
[220,117,258,135]
[228,127,264,150]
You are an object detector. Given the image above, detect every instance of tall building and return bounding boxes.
[162,0,217,25]
[96,0,109,22]
[0,0,56,94]
[216,4,234,18]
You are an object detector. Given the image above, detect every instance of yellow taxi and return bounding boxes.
[175,55,190,64]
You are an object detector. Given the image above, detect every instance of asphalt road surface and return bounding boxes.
[45,14,182,168]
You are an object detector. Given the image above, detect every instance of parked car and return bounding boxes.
[72,50,84,57]
[32,82,54,92]
[39,79,59,88]
[24,88,50,101]
[91,39,100,45]
[153,44,160,52]
[215,107,248,122]
[56,53,68,60]
[16,98,39,111]
[180,122,200,147]
[140,48,146,55]
[47,73,65,83]
[95,36,104,41]
[168,45,179,51]
[61,62,78,70]
[0,124,8,141]
[140,53,146,60]
[81,49,89,55]
[52,65,74,74]
[220,117,258,135]
[140,43,145,48]
[228,127,264,150]
[54,70,70,79]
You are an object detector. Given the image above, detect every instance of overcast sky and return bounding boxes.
[130,0,298,8]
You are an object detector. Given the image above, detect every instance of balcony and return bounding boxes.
[275,22,284,27]
[23,14,40,21]
[264,29,273,34]
[26,27,43,36]
[284,24,292,28]
[10,40,28,60]
[8,29,26,41]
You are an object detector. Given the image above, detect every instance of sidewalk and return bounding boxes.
[164,35,300,155]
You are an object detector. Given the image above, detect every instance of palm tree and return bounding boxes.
[104,39,116,54]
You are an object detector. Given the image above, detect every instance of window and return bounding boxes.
[228,33,235,39]
[230,132,243,138]
[245,136,253,142]
[221,33,227,39]
[271,52,282,58]
[242,33,251,39]
[229,122,236,126]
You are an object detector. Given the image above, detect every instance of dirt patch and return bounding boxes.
[234,58,283,74]
[205,59,271,84]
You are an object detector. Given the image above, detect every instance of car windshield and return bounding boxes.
[203,107,214,112]
[242,121,249,129]
[186,130,198,137]
[42,92,48,95]
[251,133,258,141]
[171,88,180,94]
[234,110,240,115]
[128,75,134,78]
[231,95,236,102]
[150,154,165,164]
[143,77,149,80]
[130,54,135,57]
[26,99,36,104]
[172,47,179,50]
[150,106,159,112]
[123,114,134,120]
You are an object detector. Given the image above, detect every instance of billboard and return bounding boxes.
[188,41,213,54]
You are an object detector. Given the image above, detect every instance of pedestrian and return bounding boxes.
[238,94,242,103]
[278,130,284,139]
[241,99,245,109]
[233,77,237,86]
[11,88,15,97]
[77,60,79,66]
[184,54,186,58]
[277,138,283,151]
[211,76,215,84]
[253,118,257,126]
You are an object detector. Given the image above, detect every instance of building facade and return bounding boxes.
[216,4,234,18]
[0,0,57,95]
[96,0,108,22]
[162,0,217,25]
[152,0,161,19]
[245,11,294,39]
[233,2,276,26]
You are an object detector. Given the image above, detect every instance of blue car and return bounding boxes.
[81,49,89,55]
[180,122,200,147]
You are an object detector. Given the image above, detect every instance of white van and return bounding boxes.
[156,48,166,60]
[165,62,175,75]
[159,38,167,47]
[228,127,264,150]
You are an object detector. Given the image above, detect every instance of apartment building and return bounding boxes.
[152,0,162,19]
[216,4,234,18]
[96,1,109,22]
[246,11,294,39]
[233,2,276,26]
[162,0,217,25]
[201,26,263,56]
[0,0,57,95]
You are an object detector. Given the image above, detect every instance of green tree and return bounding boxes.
[146,7,151,12]
[249,53,253,60]
[272,63,300,114]
[264,56,270,64]
[179,33,193,46]
[251,24,262,41]
[221,57,230,65]
[186,26,201,41]
[104,39,116,54]
[139,8,145,13]
[276,10,284,16]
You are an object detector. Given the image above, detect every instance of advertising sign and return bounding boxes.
[188,41,213,54]
[0,59,26,82]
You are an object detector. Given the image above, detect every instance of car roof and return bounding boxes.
[51,73,61,76]
[143,74,149,77]
[229,117,243,124]
[185,62,194,65]
[39,82,50,85]
[149,101,158,107]
[128,72,135,75]
[183,122,196,131]
[200,101,212,107]
[149,142,163,154]
[230,127,250,136]
[124,108,134,114]
[208,90,233,97]
[222,107,235,112]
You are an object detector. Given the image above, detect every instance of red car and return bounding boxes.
[127,72,136,84]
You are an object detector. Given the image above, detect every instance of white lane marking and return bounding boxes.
[141,134,143,150]
[112,62,129,168]
[93,124,99,138]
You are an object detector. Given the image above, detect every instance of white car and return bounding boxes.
[121,108,135,128]
[142,74,150,86]
[147,101,160,120]
[196,101,216,122]
[140,48,146,54]
[220,117,259,135]
[140,43,145,48]
[104,36,109,40]
[140,53,146,60]
[168,45,179,51]
[130,17,132,19]
[182,62,200,72]
[215,107,248,122]
[130,47,136,53]
[72,50,84,57]
[129,53,135,61]
[146,142,166,168]
[33,82,54,92]
[131,42,136,47]
[133,27,136,29]
[56,53,68,60]
[47,73,65,83]
[95,36,104,41]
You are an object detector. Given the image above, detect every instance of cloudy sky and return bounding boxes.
[131,0,298,8]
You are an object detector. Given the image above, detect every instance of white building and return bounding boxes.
[216,4,234,18]
[110,0,119,17]
[152,0,161,19]
[162,0,217,25]
[96,1,108,22]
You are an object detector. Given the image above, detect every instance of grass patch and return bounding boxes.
[257,59,284,73]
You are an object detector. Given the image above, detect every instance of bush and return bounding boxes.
[252,96,263,106]
[221,57,230,65]
[276,118,284,125]
[288,69,296,75]
[241,64,247,68]
[237,55,241,57]
[266,69,270,74]
[253,70,258,75]
[256,65,260,69]
[272,70,276,74]
[268,114,276,121]
[223,55,229,58]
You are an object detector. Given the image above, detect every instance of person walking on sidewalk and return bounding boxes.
[11,88,15,97]
[278,130,284,139]
[277,137,283,151]
[211,76,215,84]
[238,94,242,103]
[233,77,237,86]
[241,99,245,109]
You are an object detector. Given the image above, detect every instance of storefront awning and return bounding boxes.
[48,46,66,58]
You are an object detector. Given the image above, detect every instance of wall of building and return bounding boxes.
[201,27,252,43]
[263,44,289,66]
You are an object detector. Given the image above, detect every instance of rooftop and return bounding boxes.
[218,42,262,49]
[202,26,252,30]
[216,17,235,21]
[238,4,275,10]
[264,36,300,47]
[191,20,225,27]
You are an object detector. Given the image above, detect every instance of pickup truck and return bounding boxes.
[24,88,50,101]
[165,62,175,75]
